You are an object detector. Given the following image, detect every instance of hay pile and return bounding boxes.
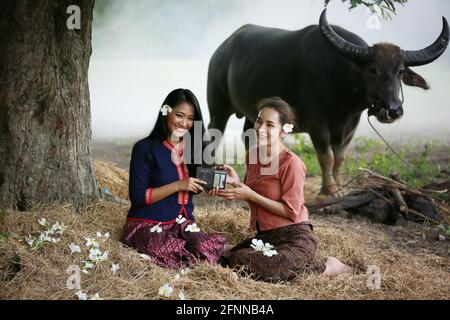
[94,160,129,200]
[0,162,449,300]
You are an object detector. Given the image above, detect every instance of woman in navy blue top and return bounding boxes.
[121,88,226,269]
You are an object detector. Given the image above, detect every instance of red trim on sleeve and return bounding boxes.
[145,188,153,206]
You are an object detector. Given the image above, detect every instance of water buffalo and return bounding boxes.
[207,9,449,195]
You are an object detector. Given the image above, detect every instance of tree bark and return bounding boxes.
[0,0,99,212]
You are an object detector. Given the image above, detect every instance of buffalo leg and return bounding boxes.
[331,134,353,187]
[207,82,232,164]
[207,109,232,139]
[206,90,233,153]
[331,115,360,187]
[310,133,337,195]
[242,117,255,151]
[316,147,338,195]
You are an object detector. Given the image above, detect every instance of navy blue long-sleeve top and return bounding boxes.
[127,138,194,223]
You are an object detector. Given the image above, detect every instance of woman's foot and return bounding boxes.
[222,244,234,259]
[322,256,353,276]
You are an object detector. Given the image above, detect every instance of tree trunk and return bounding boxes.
[0,0,100,212]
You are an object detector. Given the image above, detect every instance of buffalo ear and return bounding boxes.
[402,66,429,90]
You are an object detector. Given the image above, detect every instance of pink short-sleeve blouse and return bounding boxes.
[244,147,309,232]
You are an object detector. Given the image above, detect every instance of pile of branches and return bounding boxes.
[308,168,449,225]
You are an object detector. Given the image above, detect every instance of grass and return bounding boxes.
[289,135,447,189]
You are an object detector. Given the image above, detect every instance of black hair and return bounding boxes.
[147,88,207,177]
[257,97,298,130]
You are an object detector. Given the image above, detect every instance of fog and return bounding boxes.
[89,0,450,147]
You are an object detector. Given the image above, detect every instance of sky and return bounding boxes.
[89,0,450,147]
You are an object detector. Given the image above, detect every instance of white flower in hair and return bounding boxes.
[160,104,172,116]
[282,123,294,134]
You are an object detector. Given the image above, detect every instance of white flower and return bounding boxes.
[150,223,162,233]
[89,247,102,259]
[176,215,186,225]
[263,249,278,257]
[111,263,120,274]
[178,290,185,300]
[25,235,35,247]
[89,293,102,300]
[38,218,47,227]
[85,237,99,248]
[75,290,88,300]
[96,231,110,241]
[250,239,264,251]
[82,260,94,270]
[139,254,151,261]
[185,223,200,233]
[158,283,173,298]
[69,242,81,253]
[89,248,108,262]
[160,104,172,116]
[251,239,277,257]
[282,123,294,134]
[229,271,239,280]
[40,233,52,242]
[98,251,109,262]
[174,274,181,281]
[50,222,66,235]
[180,268,190,275]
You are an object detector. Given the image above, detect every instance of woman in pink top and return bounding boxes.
[210,97,352,281]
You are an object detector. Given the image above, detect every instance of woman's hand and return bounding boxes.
[207,187,220,197]
[215,164,240,185]
[217,182,256,201]
[177,178,207,193]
